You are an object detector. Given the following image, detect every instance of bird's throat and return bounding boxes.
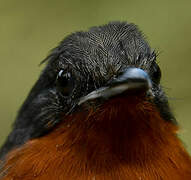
[2,95,191,180]
[63,94,178,160]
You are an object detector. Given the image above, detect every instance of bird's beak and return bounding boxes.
[78,68,152,105]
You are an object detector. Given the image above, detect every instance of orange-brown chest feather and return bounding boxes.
[1,96,191,180]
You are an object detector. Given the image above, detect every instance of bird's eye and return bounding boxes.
[152,63,161,84]
[56,70,74,96]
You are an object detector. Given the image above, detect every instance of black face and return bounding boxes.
[0,22,176,159]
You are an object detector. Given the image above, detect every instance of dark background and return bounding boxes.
[0,0,191,152]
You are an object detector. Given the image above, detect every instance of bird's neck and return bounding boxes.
[63,96,178,161]
[53,95,191,178]
[2,95,191,179]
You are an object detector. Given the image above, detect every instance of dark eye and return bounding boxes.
[56,70,74,96]
[152,63,161,84]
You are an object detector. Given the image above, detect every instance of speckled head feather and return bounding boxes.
[45,22,155,85]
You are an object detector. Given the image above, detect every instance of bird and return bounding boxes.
[0,21,191,180]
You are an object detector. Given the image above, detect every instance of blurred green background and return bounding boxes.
[0,0,191,152]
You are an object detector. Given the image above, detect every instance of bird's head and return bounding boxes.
[14,22,176,147]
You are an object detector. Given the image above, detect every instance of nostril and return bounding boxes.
[109,67,152,90]
[119,68,149,82]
